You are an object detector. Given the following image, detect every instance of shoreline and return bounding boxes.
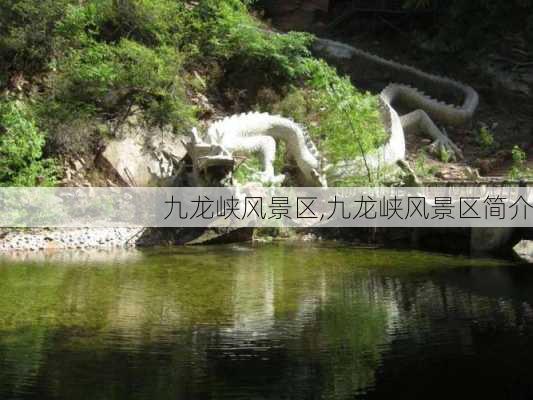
[0,227,531,264]
[0,227,145,252]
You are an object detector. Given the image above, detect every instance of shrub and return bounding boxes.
[270,59,387,184]
[413,150,438,178]
[298,60,386,162]
[56,0,189,48]
[47,1,197,130]
[53,39,196,129]
[508,145,532,180]
[44,118,103,158]
[180,1,312,82]
[0,0,76,74]
[477,124,495,150]
[0,100,57,186]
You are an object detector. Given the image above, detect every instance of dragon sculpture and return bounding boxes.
[188,113,327,187]
[187,36,479,187]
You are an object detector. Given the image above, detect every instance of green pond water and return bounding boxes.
[0,243,532,399]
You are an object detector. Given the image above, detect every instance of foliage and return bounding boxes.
[477,124,495,151]
[55,0,189,48]
[300,59,388,162]
[180,0,312,78]
[181,3,387,186]
[0,0,76,73]
[48,1,199,129]
[0,100,57,186]
[0,0,387,186]
[44,118,104,158]
[508,145,532,180]
[272,59,387,184]
[413,150,438,178]
[29,0,311,130]
[233,155,263,185]
[55,39,195,128]
[437,147,451,163]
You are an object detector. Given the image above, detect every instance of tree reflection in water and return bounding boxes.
[0,244,528,399]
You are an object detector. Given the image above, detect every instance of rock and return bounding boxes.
[435,171,452,180]
[475,159,493,176]
[98,122,187,186]
[464,167,481,180]
[100,136,155,186]
[72,159,84,171]
[136,227,254,247]
[148,130,188,163]
[191,92,215,117]
[300,233,318,242]
[0,228,145,252]
[515,240,533,262]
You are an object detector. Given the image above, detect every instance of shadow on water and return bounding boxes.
[0,243,532,399]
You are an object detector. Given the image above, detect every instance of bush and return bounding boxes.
[44,118,103,158]
[179,1,312,81]
[270,59,387,184]
[0,100,57,186]
[298,60,386,162]
[55,39,196,129]
[477,124,495,151]
[49,1,198,130]
[0,0,76,74]
[56,0,189,48]
[508,145,532,180]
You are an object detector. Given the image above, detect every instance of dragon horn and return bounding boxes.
[191,127,201,144]
[215,128,223,141]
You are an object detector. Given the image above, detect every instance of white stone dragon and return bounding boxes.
[188,36,479,187]
[312,38,479,176]
[190,112,327,187]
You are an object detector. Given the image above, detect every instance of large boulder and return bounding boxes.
[98,119,188,186]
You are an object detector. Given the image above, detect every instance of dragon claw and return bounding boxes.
[428,136,463,161]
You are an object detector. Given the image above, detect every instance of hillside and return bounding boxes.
[0,0,389,187]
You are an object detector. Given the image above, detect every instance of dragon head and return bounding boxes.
[186,127,235,186]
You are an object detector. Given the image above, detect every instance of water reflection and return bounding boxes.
[0,244,531,399]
